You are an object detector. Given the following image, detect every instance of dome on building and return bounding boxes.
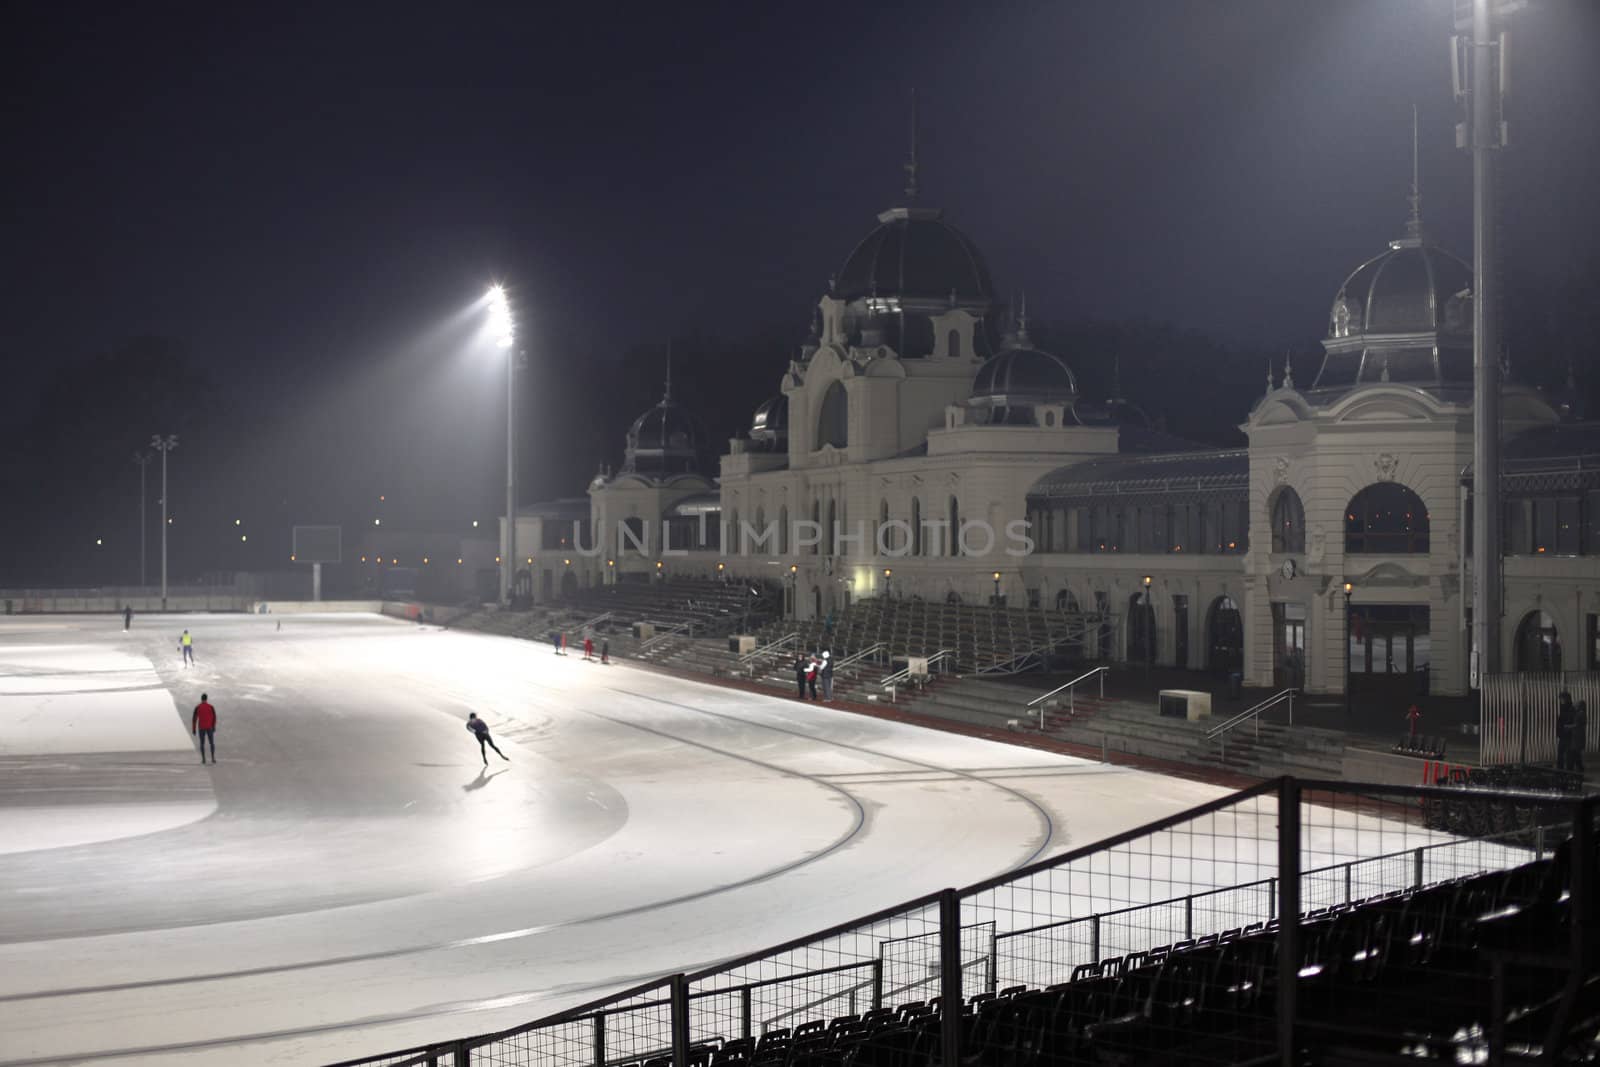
[835,206,993,304]
[967,317,1077,426]
[622,384,703,477]
[748,393,788,450]
[1311,199,1474,392]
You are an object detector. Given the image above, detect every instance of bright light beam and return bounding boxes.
[487,285,514,349]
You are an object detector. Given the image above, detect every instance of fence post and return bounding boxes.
[872,958,884,1010]
[1090,913,1101,963]
[939,889,963,1067]
[593,1013,606,1067]
[453,1039,471,1067]
[1413,847,1425,891]
[741,987,752,1041]
[1184,896,1193,940]
[1276,777,1301,1067]
[670,974,691,1067]
[1344,863,1352,906]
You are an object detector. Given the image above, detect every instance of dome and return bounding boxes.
[748,393,788,449]
[971,345,1078,403]
[622,394,702,476]
[1330,240,1471,336]
[835,206,993,304]
[1312,224,1475,392]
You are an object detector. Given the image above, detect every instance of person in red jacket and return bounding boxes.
[192,693,217,764]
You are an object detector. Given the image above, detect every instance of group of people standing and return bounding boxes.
[1556,691,1589,773]
[794,650,834,702]
[552,631,609,663]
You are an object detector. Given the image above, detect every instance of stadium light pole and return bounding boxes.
[151,435,178,610]
[1343,581,1354,718]
[488,286,517,608]
[132,451,153,587]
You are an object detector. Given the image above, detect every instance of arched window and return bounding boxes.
[1055,589,1080,614]
[1206,595,1243,675]
[817,381,848,449]
[1514,611,1563,672]
[1128,592,1157,664]
[1271,488,1306,554]
[1346,484,1430,554]
[911,497,923,556]
[947,329,961,359]
[948,496,960,557]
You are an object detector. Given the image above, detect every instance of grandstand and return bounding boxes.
[331,779,1597,1066]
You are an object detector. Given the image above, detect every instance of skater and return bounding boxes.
[1556,691,1575,771]
[601,637,610,664]
[466,713,509,765]
[123,606,133,631]
[552,631,562,656]
[821,650,834,702]
[191,693,216,764]
[793,653,808,699]
[560,632,569,656]
[806,652,820,701]
[1405,703,1421,742]
[583,635,594,661]
[180,629,194,667]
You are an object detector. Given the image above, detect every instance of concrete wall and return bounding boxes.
[3,594,250,614]
[251,600,383,614]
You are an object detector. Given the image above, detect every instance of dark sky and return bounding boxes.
[4,1,1598,584]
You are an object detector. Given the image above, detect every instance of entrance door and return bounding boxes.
[1348,604,1430,705]
[1273,603,1306,689]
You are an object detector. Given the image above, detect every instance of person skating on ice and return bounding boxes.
[123,606,132,631]
[601,636,610,664]
[583,635,594,661]
[793,653,807,699]
[466,713,509,765]
[191,693,217,763]
[821,650,834,701]
[180,629,194,667]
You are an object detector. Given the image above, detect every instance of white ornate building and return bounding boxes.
[508,177,1599,704]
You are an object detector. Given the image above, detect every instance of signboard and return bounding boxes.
[292,525,341,564]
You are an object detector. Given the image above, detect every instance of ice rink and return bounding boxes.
[0,614,1371,1065]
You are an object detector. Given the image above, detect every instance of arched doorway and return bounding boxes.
[538,568,552,601]
[1127,592,1157,665]
[1514,611,1562,672]
[1206,595,1243,676]
[560,570,578,598]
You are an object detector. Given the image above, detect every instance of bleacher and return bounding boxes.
[451,578,782,647]
[752,597,1106,675]
[334,780,1599,1067]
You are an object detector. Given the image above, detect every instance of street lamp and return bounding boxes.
[1143,575,1154,666]
[132,451,152,586]
[1343,581,1354,717]
[992,570,1002,604]
[488,284,519,609]
[150,434,178,610]
[883,567,893,599]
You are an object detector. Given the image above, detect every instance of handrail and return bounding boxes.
[579,610,615,633]
[833,643,886,671]
[1205,688,1296,742]
[878,649,953,701]
[1026,665,1110,729]
[739,631,798,667]
[638,620,692,651]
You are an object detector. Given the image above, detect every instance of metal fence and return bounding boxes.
[1479,670,1600,765]
[329,779,1597,1067]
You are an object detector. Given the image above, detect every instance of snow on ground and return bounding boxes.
[0,614,1525,1067]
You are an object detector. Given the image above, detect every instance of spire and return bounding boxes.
[663,339,673,402]
[1282,348,1295,390]
[903,88,920,202]
[1405,103,1424,240]
[1266,359,1275,396]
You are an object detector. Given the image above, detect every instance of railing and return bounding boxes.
[1480,670,1600,766]
[833,643,886,671]
[637,621,693,652]
[1205,687,1296,762]
[332,780,1593,1067]
[739,632,800,673]
[577,610,615,634]
[1025,665,1110,729]
[878,649,954,702]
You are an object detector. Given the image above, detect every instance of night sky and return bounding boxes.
[5,1,1598,587]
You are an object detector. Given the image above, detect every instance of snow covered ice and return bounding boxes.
[0,614,1523,1066]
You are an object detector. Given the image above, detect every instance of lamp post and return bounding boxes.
[488,285,518,609]
[883,567,893,600]
[992,570,1002,606]
[132,451,152,587]
[1143,575,1154,666]
[150,435,178,610]
[1343,581,1354,717]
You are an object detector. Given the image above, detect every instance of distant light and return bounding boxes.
[374,518,381,526]
[234,519,241,526]
[472,520,480,528]
[291,554,297,561]
[495,555,501,563]
[392,558,398,565]
[457,558,463,565]
[95,538,103,546]
[240,535,248,542]
[379,495,386,502]
[423,557,430,564]
[526,556,532,564]
[361,555,367,562]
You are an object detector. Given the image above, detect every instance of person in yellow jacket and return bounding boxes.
[180,629,194,667]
